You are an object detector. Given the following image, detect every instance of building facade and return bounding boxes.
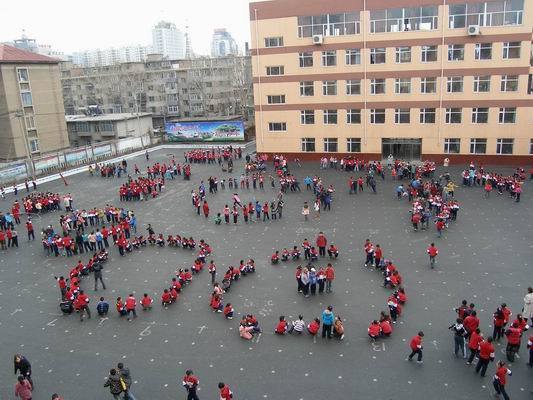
[70,45,152,68]
[66,113,153,146]
[152,21,186,60]
[211,28,239,57]
[60,55,253,128]
[0,44,69,161]
[250,0,533,163]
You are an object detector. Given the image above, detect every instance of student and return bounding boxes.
[75,290,91,321]
[239,321,254,340]
[289,315,305,334]
[321,306,334,339]
[427,243,438,268]
[380,318,393,337]
[141,293,153,310]
[96,297,109,316]
[407,331,424,363]
[307,318,320,336]
[218,382,233,400]
[492,361,512,400]
[271,251,279,264]
[327,244,339,259]
[223,303,234,319]
[125,294,137,321]
[275,316,288,334]
[333,316,345,340]
[475,337,495,377]
[466,328,483,365]
[449,318,467,358]
[182,370,200,400]
[161,289,172,308]
[214,213,222,225]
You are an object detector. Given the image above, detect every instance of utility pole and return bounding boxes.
[15,109,35,179]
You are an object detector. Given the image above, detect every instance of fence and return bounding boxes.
[0,135,154,185]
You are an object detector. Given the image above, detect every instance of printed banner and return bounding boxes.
[93,144,113,157]
[165,120,244,142]
[65,149,88,164]
[34,154,60,173]
[0,162,28,184]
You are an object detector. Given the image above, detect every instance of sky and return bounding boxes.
[0,0,253,55]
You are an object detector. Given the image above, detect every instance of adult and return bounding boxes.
[93,261,106,291]
[523,287,533,323]
[14,355,33,387]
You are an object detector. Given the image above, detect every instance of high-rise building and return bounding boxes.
[211,28,239,57]
[0,44,69,161]
[250,0,533,164]
[152,21,186,59]
[70,45,152,67]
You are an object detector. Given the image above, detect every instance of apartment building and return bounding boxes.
[60,55,253,128]
[0,44,69,161]
[250,0,533,163]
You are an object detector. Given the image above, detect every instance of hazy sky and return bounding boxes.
[0,0,252,55]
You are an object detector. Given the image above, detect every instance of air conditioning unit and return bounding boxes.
[312,34,323,45]
[467,25,480,36]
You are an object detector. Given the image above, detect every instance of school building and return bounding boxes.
[249,0,533,164]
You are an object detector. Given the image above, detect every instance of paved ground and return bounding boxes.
[0,149,532,400]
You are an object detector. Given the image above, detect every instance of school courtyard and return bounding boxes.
[0,147,531,400]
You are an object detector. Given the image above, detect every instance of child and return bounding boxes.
[334,316,345,340]
[327,244,339,259]
[275,316,288,334]
[210,294,223,312]
[223,303,234,319]
[141,293,153,310]
[281,248,289,262]
[214,213,222,225]
[271,251,279,264]
[308,318,320,336]
[161,289,172,308]
[289,315,305,334]
[116,297,127,316]
[368,320,381,340]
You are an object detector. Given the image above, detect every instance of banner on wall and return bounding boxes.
[165,120,245,142]
[65,149,88,164]
[34,155,60,173]
[0,162,27,183]
[93,143,113,157]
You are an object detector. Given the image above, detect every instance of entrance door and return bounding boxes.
[382,138,422,160]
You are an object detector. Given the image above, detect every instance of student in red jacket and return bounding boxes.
[368,320,381,340]
[307,318,320,335]
[374,244,383,268]
[161,289,172,308]
[505,322,522,362]
[275,316,288,334]
[223,303,234,319]
[380,319,393,337]
[316,232,327,257]
[475,337,495,376]
[125,294,137,321]
[75,290,90,321]
[463,311,480,337]
[218,382,233,400]
[466,328,483,365]
[141,293,153,310]
[492,361,512,400]
[407,331,424,363]
[325,263,335,293]
[427,243,438,268]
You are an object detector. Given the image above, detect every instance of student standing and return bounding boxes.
[427,243,438,268]
[448,318,467,358]
[321,305,334,339]
[316,232,327,257]
[218,382,233,400]
[493,361,512,400]
[407,331,424,363]
[125,294,137,321]
[475,337,495,377]
[182,370,200,400]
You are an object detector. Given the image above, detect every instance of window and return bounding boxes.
[21,92,33,107]
[264,37,283,47]
[168,105,178,113]
[473,76,491,92]
[444,138,461,153]
[297,12,360,38]
[99,121,114,132]
[395,46,412,63]
[445,108,462,123]
[299,81,314,96]
[475,43,492,60]
[499,107,516,123]
[370,6,438,33]
[322,51,337,66]
[449,1,524,29]
[421,77,437,93]
[472,107,489,123]
[447,76,464,93]
[395,78,411,94]
[395,108,410,123]
[323,138,338,152]
[370,48,386,64]
[323,109,338,124]
[268,122,287,132]
[370,109,385,124]
[346,79,361,95]
[496,138,514,154]
[470,138,487,154]
[421,45,438,62]
[448,44,464,61]
[370,79,386,94]
[501,75,518,92]
[300,110,315,124]
[17,68,29,82]
[29,139,39,153]
[266,66,284,76]
[299,52,314,68]
[345,49,361,65]
[346,109,361,124]
[346,138,361,152]
[301,137,315,152]
[24,115,35,130]
[267,95,285,104]
[503,41,521,59]
[420,108,436,123]
[322,80,337,96]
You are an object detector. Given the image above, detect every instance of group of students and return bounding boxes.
[274,305,345,340]
[182,369,234,400]
[210,198,284,225]
[184,146,241,164]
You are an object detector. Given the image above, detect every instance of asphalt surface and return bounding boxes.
[0,149,532,400]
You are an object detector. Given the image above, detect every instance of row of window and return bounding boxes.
[268,107,518,128]
[279,42,522,70]
[283,1,525,40]
[299,137,519,155]
[266,75,520,99]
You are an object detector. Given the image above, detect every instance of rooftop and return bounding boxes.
[65,113,152,122]
[0,44,59,64]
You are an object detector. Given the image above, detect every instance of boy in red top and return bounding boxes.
[218,382,233,400]
[55,276,68,299]
[466,328,483,364]
[368,320,381,340]
[316,232,327,257]
[125,294,137,321]
[325,263,335,293]
[202,201,209,218]
[307,318,320,335]
[374,244,383,268]
[463,311,480,337]
[25,219,34,241]
[380,319,393,336]
[435,219,445,237]
[492,361,512,400]
[75,290,91,321]
[141,293,153,310]
[182,370,199,400]
[427,243,438,268]
[161,289,172,308]
[271,251,279,265]
[475,337,495,376]
[223,303,234,319]
[275,316,288,334]
[407,331,424,363]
